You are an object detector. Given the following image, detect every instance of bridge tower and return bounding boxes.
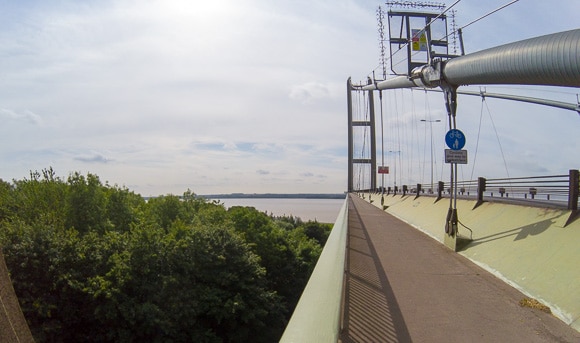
[347,78,376,192]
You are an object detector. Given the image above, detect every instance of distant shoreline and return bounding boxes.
[201,193,346,200]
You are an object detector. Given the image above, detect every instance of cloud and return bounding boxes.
[0,1,577,196]
[193,142,228,152]
[73,153,110,164]
[0,108,42,125]
[289,82,335,104]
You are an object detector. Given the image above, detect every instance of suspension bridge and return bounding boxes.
[281,6,580,343]
[0,4,579,343]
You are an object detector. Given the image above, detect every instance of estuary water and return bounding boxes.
[213,198,346,224]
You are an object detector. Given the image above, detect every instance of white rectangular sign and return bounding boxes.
[445,149,468,164]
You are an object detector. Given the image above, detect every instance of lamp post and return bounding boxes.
[388,150,401,189]
[420,119,441,193]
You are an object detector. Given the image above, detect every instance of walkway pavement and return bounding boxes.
[340,194,580,342]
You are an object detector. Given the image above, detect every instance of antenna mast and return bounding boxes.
[384,1,445,11]
[377,6,388,80]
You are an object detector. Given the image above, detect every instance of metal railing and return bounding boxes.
[364,169,579,211]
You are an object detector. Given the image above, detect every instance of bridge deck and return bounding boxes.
[340,194,580,342]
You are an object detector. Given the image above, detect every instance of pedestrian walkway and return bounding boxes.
[340,194,580,342]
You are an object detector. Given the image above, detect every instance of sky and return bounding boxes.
[0,0,578,196]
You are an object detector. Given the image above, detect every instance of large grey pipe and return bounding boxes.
[444,29,580,88]
[364,76,416,90]
[364,29,580,90]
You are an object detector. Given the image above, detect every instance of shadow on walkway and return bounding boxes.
[340,197,411,343]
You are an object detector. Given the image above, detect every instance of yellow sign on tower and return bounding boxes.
[412,29,428,51]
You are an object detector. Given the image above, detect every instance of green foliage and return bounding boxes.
[86,223,282,342]
[227,208,330,315]
[0,169,331,342]
[7,168,67,229]
[302,220,332,246]
[65,172,108,234]
[145,194,183,229]
[106,185,143,232]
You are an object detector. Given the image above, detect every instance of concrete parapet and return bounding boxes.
[363,192,580,332]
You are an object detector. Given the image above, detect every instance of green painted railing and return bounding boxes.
[280,196,349,343]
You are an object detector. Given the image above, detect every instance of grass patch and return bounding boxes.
[519,298,551,313]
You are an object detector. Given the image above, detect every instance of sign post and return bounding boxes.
[378,166,389,206]
[444,128,467,249]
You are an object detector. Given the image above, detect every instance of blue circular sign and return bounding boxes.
[445,129,466,151]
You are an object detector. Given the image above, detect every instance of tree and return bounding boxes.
[302,220,332,246]
[0,170,327,342]
[105,185,143,232]
[87,224,284,342]
[8,168,67,229]
[145,195,182,230]
[227,206,309,323]
[65,172,107,234]
[0,178,13,222]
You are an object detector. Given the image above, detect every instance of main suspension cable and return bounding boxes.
[435,0,521,43]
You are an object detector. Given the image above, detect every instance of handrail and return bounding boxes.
[365,170,579,210]
[280,196,349,343]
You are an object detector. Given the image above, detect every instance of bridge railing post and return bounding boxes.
[568,169,579,211]
[477,177,486,203]
[437,181,444,201]
[473,177,486,209]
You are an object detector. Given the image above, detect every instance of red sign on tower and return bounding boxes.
[378,166,390,174]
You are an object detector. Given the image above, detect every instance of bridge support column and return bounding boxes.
[347,77,376,192]
[347,78,354,192]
